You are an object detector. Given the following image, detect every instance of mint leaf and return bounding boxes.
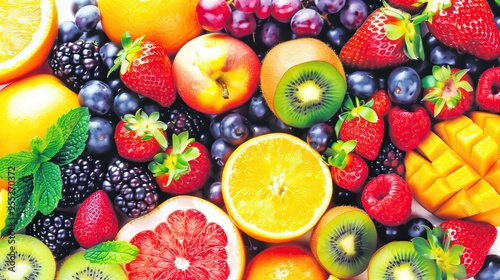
[84,241,140,265]
[1,176,34,236]
[0,151,39,180]
[41,125,64,159]
[32,162,62,215]
[51,107,90,165]
[14,193,37,233]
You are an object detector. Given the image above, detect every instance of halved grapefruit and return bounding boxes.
[115,195,246,280]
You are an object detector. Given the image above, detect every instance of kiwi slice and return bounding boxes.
[368,241,437,280]
[0,234,56,280]
[57,251,127,280]
[310,206,377,279]
[273,60,346,128]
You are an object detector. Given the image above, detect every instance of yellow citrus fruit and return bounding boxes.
[0,0,58,84]
[98,0,202,57]
[0,189,8,231]
[244,245,328,279]
[0,74,80,191]
[221,132,333,243]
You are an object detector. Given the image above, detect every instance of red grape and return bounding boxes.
[196,0,232,32]
[271,0,302,23]
[225,9,257,38]
[255,0,272,19]
[260,21,282,47]
[235,0,259,14]
[314,0,346,13]
[290,8,324,37]
[339,0,369,30]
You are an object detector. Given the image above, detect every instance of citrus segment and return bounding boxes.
[221,133,333,243]
[115,195,245,280]
[0,0,58,84]
[98,0,202,57]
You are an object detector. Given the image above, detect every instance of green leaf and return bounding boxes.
[453,264,467,278]
[412,237,435,259]
[51,107,90,166]
[1,176,34,236]
[0,151,40,180]
[32,162,62,215]
[422,75,437,89]
[14,193,37,233]
[84,241,140,265]
[358,107,378,123]
[448,244,465,265]
[41,125,64,159]
[385,23,405,40]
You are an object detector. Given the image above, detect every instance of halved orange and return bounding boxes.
[0,0,58,84]
[221,133,333,243]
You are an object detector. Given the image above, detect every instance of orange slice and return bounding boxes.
[221,133,333,243]
[0,0,58,84]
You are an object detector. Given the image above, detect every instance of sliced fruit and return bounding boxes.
[367,241,437,280]
[221,132,333,243]
[310,206,377,279]
[0,0,58,84]
[0,189,7,231]
[0,234,56,279]
[57,251,127,279]
[244,245,327,279]
[405,112,500,225]
[115,195,245,280]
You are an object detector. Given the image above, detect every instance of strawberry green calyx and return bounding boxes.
[412,226,466,280]
[323,140,357,169]
[335,96,378,137]
[421,65,473,116]
[419,0,451,23]
[382,3,425,61]
[107,32,145,77]
[123,109,168,150]
[148,131,200,186]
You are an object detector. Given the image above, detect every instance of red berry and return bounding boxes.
[361,174,412,226]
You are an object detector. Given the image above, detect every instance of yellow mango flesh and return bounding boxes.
[405,112,500,226]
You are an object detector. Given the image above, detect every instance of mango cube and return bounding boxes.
[470,136,498,176]
[467,179,500,213]
[433,189,479,219]
[455,123,484,162]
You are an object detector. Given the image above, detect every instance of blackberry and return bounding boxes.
[25,210,79,260]
[102,158,159,218]
[163,99,212,146]
[59,154,105,208]
[369,142,406,178]
[49,39,103,92]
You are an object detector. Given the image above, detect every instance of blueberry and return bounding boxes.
[113,90,141,118]
[387,66,421,104]
[429,45,460,68]
[85,117,114,155]
[306,122,334,153]
[475,254,500,280]
[71,0,98,15]
[75,5,101,32]
[332,186,358,207]
[219,112,251,145]
[402,217,433,240]
[78,80,114,115]
[268,115,297,134]
[105,76,126,94]
[209,113,229,139]
[247,94,271,124]
[324,26,352,52]
[57,21,83,45]
[347,70,378,99]
[99,42,122,73]
[374,221,404,244]
[78,28,110,47]
[211,138,237,167]
[251,125,272,137]
[203,181,224,207]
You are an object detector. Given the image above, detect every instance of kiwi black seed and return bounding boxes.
[0,234,56,280]
[273,60,347,128]
[367,241,437,280]
[57,251,128,280]
[312,207,378,279]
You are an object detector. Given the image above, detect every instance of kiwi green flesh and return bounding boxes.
[57,251,127,280]
[315,210,377,279]
[274,60,346,128]
[368,241,437,280]
[0,234,56,280]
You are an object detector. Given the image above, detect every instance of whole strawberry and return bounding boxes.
[361,173,412,226]
[108,32,176,107]
[421,65,474,119]
[370,89,392,117]
[336,96,385,160]
[324,140,369,193]
[148,131,212,194]
[388,104,431,151]
[115,109,168,162]
[74,190,119,248]
[476,66,500,113]
[339,3,425,69]
[440,220,498,278]
[424,0,500,61]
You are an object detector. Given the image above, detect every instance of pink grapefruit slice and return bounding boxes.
[115,195,246,279]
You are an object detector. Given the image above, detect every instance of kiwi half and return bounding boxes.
[57,251,128,280]
[368,241,437,280]
[310,206,378,279]
[0,234,56,280]
[273,61,346,128]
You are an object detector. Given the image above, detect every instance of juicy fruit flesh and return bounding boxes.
[0,1,40,60]
[57,251,127,280]
[222,133,332,243]
[126,208,232,279]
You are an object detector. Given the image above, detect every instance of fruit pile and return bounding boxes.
[1,0,500,279]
